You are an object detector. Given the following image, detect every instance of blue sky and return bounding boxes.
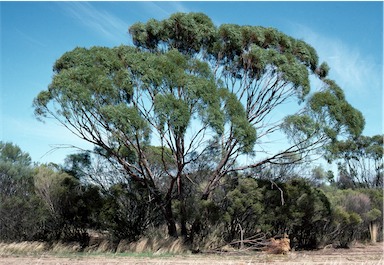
[1,1,383,165]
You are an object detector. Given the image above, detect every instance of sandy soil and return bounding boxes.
[0,242,382,265]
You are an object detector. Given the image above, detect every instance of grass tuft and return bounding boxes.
[0,241,47,256]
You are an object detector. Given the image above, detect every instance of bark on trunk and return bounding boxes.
[369,221,378,243]
[165,198,178,238]
[180,200,188,238]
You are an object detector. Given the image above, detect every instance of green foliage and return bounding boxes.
[309,79,365,139]
[0,142,32,166]
[2,141,382,250]
[34,165,102,245]
[143,146,173,167]
[216,26,312,100]
[52,46,132,104]
[128,12,334,113]
[222,178,263,240]
[99,182,157,243]
[0,142,45,241]
[282,114,319,141]
[317,62,330,79]
[130,12,216,55]
[146,49,225,136]
[214,23,319,76]
[256,178,332,249]
[310,165,334,187]
[364,209,382,223]
[283,78,365,155]
[221,91,257,153]
[102,103,151,143]
[323,187,383,246]
[63,151,92,180]
[155,94,191,135]
[329,135,383,188]
[188,176,335,249]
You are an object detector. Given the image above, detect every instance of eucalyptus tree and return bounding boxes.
[328,135,383,188]
[34,13,364,237]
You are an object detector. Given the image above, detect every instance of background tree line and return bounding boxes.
[0,140,382,250]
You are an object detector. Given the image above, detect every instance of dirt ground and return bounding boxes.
[0,242,382,265]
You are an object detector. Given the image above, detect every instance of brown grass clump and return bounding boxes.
[0,241,84,255]
[51,242,82,253]
[85,239,114,253]
[113,225,187,254]
[265,237,291,254]
[0,241,47,255]
[120,236,186,254]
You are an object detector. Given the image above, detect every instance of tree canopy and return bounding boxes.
[33,12,365,237]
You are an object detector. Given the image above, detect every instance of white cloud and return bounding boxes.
[59,2,189,45]
[60,2,130,44]
[290,24,382,95]
[168,1,189,13]
[139,1,189,19]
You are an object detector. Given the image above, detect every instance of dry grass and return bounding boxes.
[116,235,185,254]
[0,235,186,256]
[0,241,85,256]
[0,241,382,265]
[0,241,47,255]
[264,237,290,254]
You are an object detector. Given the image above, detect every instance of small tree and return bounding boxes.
[0,142,46,241]
[222,177,263,242]
[34,164,102,244]
[99,181,158,243]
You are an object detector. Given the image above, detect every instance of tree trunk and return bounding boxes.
[189,218,201,244]
[180,199,188,238]
[163,195,178,238]
[369,221,378,243]
[238,223,244,250]
[178,174,188,239]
